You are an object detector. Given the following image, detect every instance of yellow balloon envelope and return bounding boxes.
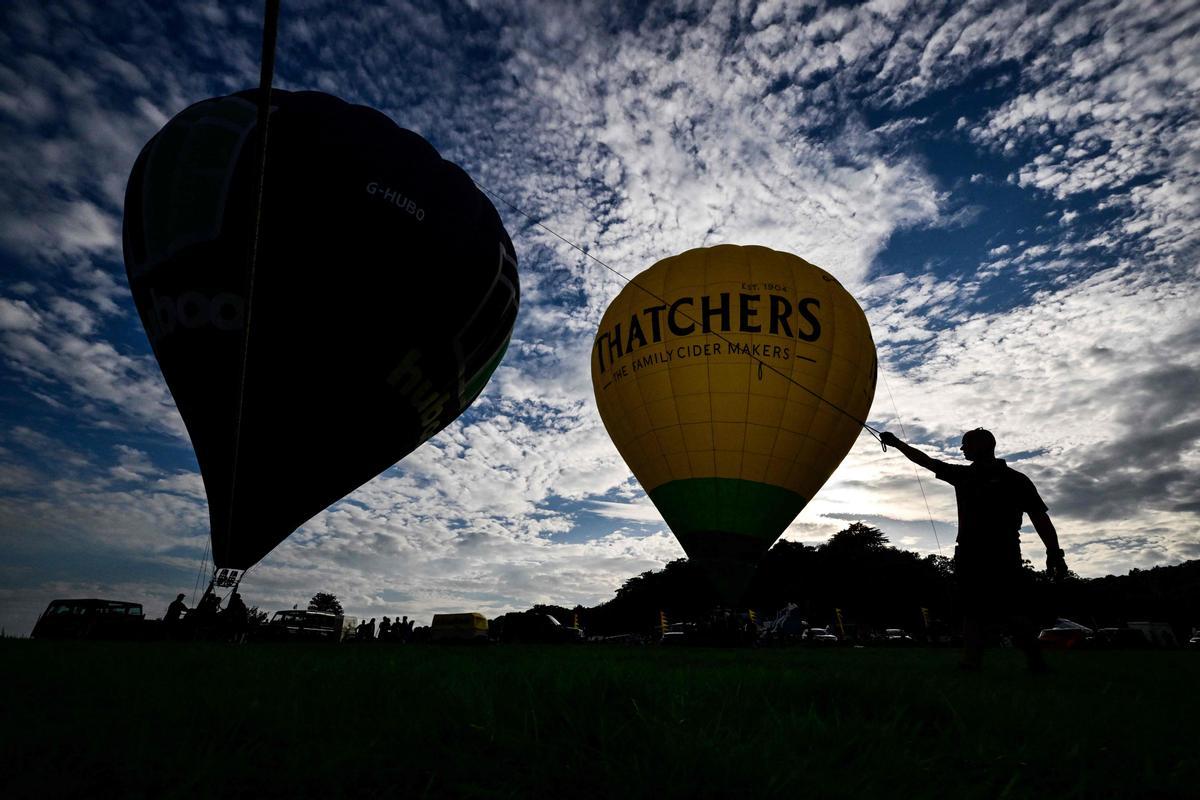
[592,244,877,594]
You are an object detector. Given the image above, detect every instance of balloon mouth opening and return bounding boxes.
[688,556,761,606]
[672,530,773,605]
[674,529,772,563]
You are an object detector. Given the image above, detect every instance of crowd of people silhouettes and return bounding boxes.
[352,615,415,642]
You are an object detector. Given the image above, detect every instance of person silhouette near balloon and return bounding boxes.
[222,590,248,624]
[195,581,222,619]
[881,428,1068,672]
[164,593,188,623]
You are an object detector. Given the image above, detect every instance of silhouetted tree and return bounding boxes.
[308,593,343,615]
[922,553,955,582]
[822,521,889,552]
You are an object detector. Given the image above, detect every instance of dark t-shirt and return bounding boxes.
[165,599,186,622]
[934,459,1047,551]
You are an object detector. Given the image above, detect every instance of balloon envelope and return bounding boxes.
[124,89,519,569]
[591,245,875,597]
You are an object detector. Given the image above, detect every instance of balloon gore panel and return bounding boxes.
[591,245,876,572]
[124,89,519,569]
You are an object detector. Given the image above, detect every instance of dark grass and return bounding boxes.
[1,640,1197,799]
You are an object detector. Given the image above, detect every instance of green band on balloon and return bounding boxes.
[647,478,808,562]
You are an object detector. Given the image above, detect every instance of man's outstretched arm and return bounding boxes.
[880,432,942,473]
[1030,509,1068,580]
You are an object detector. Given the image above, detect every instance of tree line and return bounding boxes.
[529,523,1200,640]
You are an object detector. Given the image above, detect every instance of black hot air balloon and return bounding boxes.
[123,89,519,571]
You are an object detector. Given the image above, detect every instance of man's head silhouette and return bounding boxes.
[960,428,996,462]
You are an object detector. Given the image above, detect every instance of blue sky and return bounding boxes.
[1,0,1198,634]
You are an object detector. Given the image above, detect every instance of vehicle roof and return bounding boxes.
[48,598,141,607]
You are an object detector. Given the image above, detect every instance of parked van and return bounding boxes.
[31,599,147,640]
[429,612,489,642]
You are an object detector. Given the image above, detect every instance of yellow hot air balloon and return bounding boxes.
[591,244,877,599]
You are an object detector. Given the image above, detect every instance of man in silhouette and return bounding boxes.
[223,591,248,624]
[220,590,249,642]
[195,581,221,618]
[165,593,188,623]
[881,428,1068,671]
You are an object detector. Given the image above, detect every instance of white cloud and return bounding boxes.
[962,0,1200,269]
[589,497,665,523]
[0,297,40,330]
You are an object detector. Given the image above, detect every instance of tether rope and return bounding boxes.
[190,538,211,607]
[880,366,943,553]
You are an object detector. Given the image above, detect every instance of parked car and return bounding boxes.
[255,609,350,642]
[31,598,149,641]
[1038,628,1090,649]
[1038,618,1093,649]
[500,612,582,644]
[805,627,839,644]
[1128,621,1178,648]
[430,612,490,643]
[880,628,914,644]
[1092,627,1151,649]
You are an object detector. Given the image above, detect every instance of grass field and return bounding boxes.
[1,639,1197,799]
